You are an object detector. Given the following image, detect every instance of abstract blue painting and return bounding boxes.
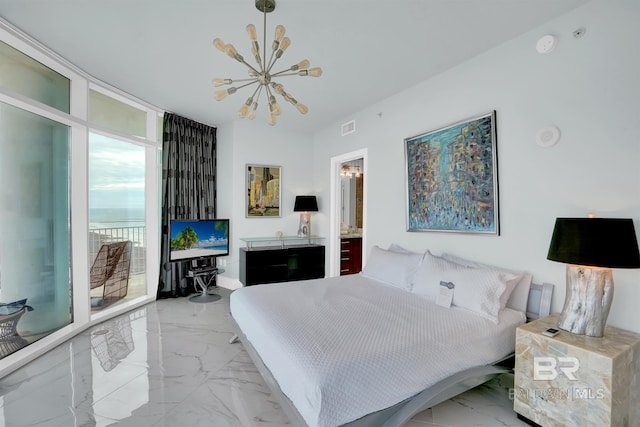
[405,111,499,234]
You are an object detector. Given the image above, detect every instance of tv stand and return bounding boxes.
[187,268,224,303]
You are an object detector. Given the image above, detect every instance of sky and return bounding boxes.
[88,133,145,211]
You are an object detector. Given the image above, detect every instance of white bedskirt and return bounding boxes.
[230,274,525,427]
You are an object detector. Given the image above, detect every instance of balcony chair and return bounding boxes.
[90,241,132,309]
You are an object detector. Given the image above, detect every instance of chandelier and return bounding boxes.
[212,0,323,125]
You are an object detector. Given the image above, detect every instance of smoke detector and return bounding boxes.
[536,35,558,54]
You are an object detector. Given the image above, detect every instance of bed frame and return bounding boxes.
[229,282,554,427]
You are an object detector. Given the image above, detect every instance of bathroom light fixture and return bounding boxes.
[340,162,363,179]
[212,0,323,125]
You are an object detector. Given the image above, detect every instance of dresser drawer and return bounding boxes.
[339,237,362,275]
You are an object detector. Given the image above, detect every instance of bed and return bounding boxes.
[229,246,553,427]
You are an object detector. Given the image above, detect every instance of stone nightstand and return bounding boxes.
[513,313,640,427]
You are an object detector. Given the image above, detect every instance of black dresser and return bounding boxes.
[239,244,325,286]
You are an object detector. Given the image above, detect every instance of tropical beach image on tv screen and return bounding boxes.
[169,219,229,261]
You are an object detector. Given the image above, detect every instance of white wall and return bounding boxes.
[311,0,640,332]
[216,120,314,289]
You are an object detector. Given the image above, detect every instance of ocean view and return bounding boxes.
[88,208,147,255]
[89,207,145,229]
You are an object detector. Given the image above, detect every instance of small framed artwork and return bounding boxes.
[246,164,281,217]
[405,111,499,234]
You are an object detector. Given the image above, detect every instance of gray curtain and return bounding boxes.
[157,113,217,298]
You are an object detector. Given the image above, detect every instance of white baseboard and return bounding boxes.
[217,275,242,290]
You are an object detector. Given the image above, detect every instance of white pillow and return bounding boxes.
[441,253,528,312]
[387,243,423,256]
[412,251,519,323]
[361,245,423,291]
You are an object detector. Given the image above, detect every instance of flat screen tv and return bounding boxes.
[169,219,230,262]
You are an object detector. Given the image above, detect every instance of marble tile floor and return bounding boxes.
[0,287,530,427]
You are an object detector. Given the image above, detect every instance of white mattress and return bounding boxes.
[230,274,526,427]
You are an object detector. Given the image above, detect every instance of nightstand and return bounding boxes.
[513,313,640,426]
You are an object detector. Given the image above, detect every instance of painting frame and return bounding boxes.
[246,164,281,218]
[405,111,499,235]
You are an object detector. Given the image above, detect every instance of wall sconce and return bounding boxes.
[547,217,640,337]
[294,195,318,238]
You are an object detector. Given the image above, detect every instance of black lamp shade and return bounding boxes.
[547,218,640,268]
[294,195,318,212]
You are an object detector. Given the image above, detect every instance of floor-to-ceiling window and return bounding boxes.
[0,39,72,359]
[87,87,152,313]
[0,20,161,374]
[0,102,71,358]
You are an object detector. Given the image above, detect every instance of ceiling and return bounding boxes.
[0,0,588,134]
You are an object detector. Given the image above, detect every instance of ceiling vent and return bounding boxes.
[341,120,356,136]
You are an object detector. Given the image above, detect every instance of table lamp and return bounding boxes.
[547,217,640,337]
[294,195,318,238]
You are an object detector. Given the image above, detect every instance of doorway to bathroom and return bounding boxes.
[329,149,367,277]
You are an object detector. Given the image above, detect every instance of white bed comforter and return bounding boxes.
[230,274,525,427]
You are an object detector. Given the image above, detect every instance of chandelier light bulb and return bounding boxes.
[213,38,226,52]
[295,59,310,70]
[280,37,291,50]
[246,24,257,41]
[296,103,308,114]
[225,44,242,61]
[307,67,323,77]
[239,104,249,118]
[269,112,277,126]
[269,95,282,115]
[212,78,232,87]
[248,102,258,120]
[215,87,237,101]
[272,83,284,95]
[275,37,291,59]
[274,25,286,42]
[239,97,253,118]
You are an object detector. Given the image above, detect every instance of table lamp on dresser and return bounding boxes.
[547,217,640,337]
[294,195,318,238]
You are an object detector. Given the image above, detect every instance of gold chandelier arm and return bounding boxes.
[270,82,308,114]
[269,59,316,77]
[265,85,282,116]
[215,80,260,100]
[237,57,262,76]
[272,67,322,78]
[233,80,260,91]
[247,24,262,66]
[238,84,263,118]
[248,85,264,120]
[213,77,260,87]
[265,47,277,73]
